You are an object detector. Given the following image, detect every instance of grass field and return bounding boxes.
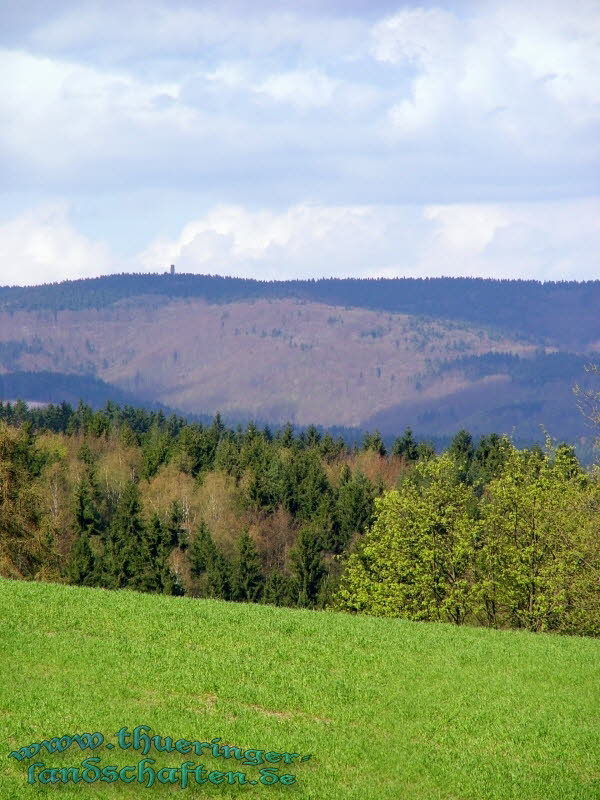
[1,578,599,799]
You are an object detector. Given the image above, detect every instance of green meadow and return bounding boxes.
[1,578,599,799]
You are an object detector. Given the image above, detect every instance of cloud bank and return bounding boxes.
[0,0,598,285]
[5,197,599,287]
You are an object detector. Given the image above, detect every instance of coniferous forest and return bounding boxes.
[2,273,600,348]
[1,398,599,637]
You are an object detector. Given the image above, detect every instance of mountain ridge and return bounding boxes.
[0,273,597,444]
[2,272,600,349]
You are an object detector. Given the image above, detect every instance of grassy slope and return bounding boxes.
[1,579,599,799]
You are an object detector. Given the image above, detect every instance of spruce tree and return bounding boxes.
[77,441,97,469]
[102,481,148,590]
[143,513,176,594]
[73,473,103,539]
[207,551,231,600]
[190,519,231,599]
[296,454,331,520]
[190,519,214,577]
[167,500,188,549]
[290,524,325,608]
[69,471,104,586]
[262,569,293,607]
[67,530,96,586]
[470,433,510,487]
[392,427,418,461]
[334,470,375,550]
[339,463,352,486]
[214,436,240,477]
[233,529,264,602]
[279,422,295,448]
[362,429,387,456]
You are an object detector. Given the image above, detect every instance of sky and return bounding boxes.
[1,0,599,286]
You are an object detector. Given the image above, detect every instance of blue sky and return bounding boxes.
[1,0,599,285]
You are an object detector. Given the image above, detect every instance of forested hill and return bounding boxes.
[1,273,599,446]
[2,273,600,349]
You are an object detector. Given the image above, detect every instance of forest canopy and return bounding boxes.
[1,398,598,636]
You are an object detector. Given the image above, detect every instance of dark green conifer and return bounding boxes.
[67,531,96,586]
[362,429,387,456]
[392,427,418,461]
[143,513,176,593]
[70,462,106,585]
[190,519,231,599]
[279,422,295,448]
[102,481,148,590]
[334,470,375,549]
[290,524,325,608]
[233,529,264,602]
[167,500,188,549]
[262,569,294,607]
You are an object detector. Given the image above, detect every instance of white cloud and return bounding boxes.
[257,70,340,110]
[424,205,510,254]
[0,0,598,283]
[26,4,368,63]
[138,203,420,279]
[372,2,600,157]
[418,198,600,280]
[371,8,459,67]
[138,198,600,282]
[0,48,188,171]
[2,197,599,288]
[0,204,116,286]
[2,2,598,203]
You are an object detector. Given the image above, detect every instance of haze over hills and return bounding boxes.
[0,273,598,444]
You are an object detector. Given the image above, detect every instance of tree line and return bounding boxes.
[0,399,597,635]
[2,272,599,348]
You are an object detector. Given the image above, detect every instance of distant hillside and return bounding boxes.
[0,273,598,444]
[0,370,153,410]
[2,272,600,349]
[364,351,596,441]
